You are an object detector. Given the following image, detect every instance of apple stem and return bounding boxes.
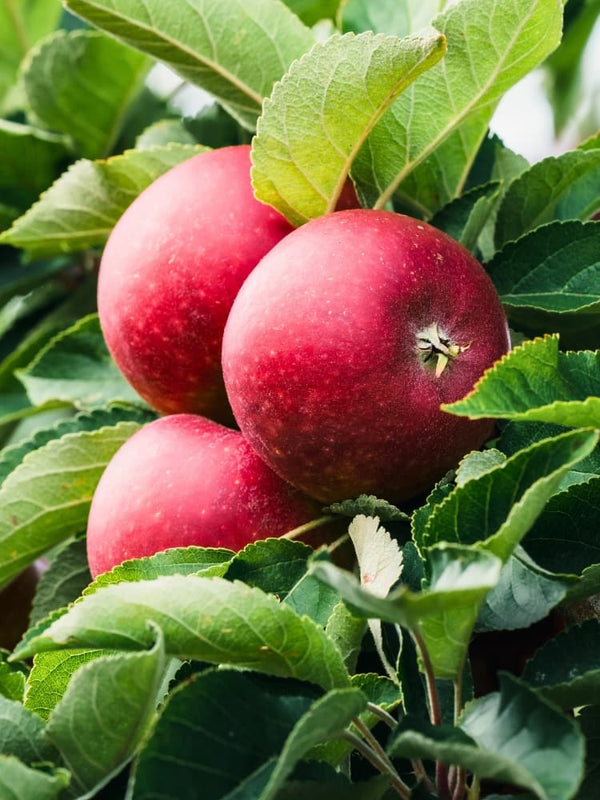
[342,729,411,799]
[281,514,337,540]
[416,323,471,377]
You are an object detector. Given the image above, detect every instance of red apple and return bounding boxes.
[222,209,511,504]
[86,414,324,577]
[97,145,294,423]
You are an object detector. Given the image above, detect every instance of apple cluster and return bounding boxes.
[87,145,510,577]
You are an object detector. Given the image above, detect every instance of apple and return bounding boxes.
[97,145,294,423]
[222,209,511,504]
[86,414,325,577]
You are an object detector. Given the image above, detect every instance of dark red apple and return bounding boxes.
[86,414,324,577]
[222,209,511,504]
[97,145,294,423]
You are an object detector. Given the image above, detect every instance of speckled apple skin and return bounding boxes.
[86,414,322,577]
[97,145,294,422]
[222,209,511,504]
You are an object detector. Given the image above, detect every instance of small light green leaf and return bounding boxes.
[63,0,315,130]
[0,420,143,589]
[0,144,205,257]
[0,653,26,702]
[16,314,146,409]
[0,695,57,764]
[422,429,599,562]
[46,631,167,797]
[476,547,573,631]
[389,674,585,800]
[127,669,323,800]
[313,544,502,679]
[353,0,563,215]
[252,28,446,225]
[24,649,106,721]
[0,756,70,800]
[29,538,91,626]
[23,30,150,159]
[444,336,600,428]
[522,619,600,708]
[495,148,600,248]
[325,494,409,523]
[135,119,197,149]
[13,576,350,690]
[0,0,62,113]
[455,449,507,487]
[0,120,69,209]
[325,602,366,674]
[282,0,341,26]
[487,221,600,322]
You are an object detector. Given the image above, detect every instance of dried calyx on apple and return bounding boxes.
[416,323,472,378]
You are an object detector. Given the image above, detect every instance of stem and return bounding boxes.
[452,768,467,800]
[467,776,481,800]
[341,730,411,800]
[366,701,399,729]
[282,514,336,540]
[453,677,463,725]
[411,628,442,726]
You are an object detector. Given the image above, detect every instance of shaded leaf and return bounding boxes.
[252,28,446,224]
[13,576,350,690]
[444,336,600,428]
[578,705,600,800]
[23,30,150,159]
[0,144,205,257]
[0,695,57,764]
[0,653,26,702]
[521,619,600,708]
[0,757,69,800]
[325,494,409,523]
[29,538,91,626]
[64,0,315,130]
[16,314,146,409]
[495,148,600,248]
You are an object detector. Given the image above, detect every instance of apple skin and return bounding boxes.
[86,414,325,578]
[97,145,294,423]
[222,209,511,504]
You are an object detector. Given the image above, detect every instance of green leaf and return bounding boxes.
[16,314,146,409]
[22,30,150,159]
[24,649,107,721]
[261,688,367,800]
[455,449,507,487]
[422,431,598,562]
[0,757,70,800]
[29,538,91,626]
[325,602,366,674]
[353,0,564,216]
[313,544,502,678]
[498,420,600,489]
[340,0,439,36]
[444,336,600,428]
[578,705,600,800]
[421,430,599,562]
[0,0,62,113]
[0,144,205,258]
[476,547,574,631]
[325,494,409,523]
[521,619,600,708]
[487,221,600,326]
[0,420,143,589]
[0,653,26,702]
[523,476,600,593]
[0,695,57,764]
[135,119,197,149]
[63,0,315,130]
[429,180,502,254]
[389,674,585,800]
[495,148,600,248]
[252,28,446,225]
[0,120,69,210]
[46,631,167,797]
[128,669,323,800]
[282,0,341,26]
[12,575,351,690]
[225,538,317,599]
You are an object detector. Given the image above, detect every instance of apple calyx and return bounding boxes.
[416,323,471,377]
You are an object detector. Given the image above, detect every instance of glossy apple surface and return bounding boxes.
[97,145,294,423]
[222,209,511,504]
[86,414,323,577]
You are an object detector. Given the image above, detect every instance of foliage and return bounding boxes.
[0,0,598,798]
